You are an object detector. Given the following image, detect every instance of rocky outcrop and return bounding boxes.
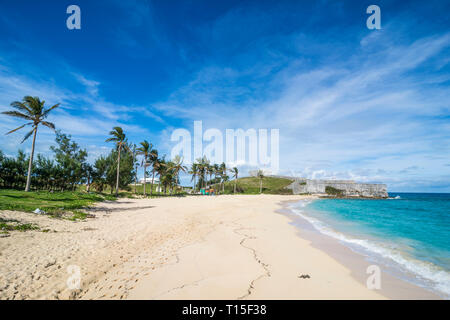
[274,176,388,198]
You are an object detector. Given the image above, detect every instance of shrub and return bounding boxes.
[325,186,344,196]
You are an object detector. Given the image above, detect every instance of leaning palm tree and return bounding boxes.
[1,96,60,191]
[105,127,127,196]
[136,140,153,197]
[256,169,265,194]
[230,167,239,194]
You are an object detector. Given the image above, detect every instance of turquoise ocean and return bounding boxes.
[289,193,450,298]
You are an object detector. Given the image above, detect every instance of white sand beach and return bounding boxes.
[0,195,434,300]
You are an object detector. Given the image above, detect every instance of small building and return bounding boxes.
[138,177,159,184]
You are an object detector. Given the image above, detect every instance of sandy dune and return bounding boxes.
[0,195,384,300]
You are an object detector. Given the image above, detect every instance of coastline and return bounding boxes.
[280,199,441,299]
[1,194,438,300]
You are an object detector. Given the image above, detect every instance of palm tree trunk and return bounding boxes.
[86,173,91,192]
[260,178,262,194]
[143,165,147,196]
[25,127,37,192]
[115,145,121,196]
[234,179,237,194]
[134,164,138,194]
[150,170,155,197]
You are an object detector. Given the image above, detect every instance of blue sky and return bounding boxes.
[0,0,449,192]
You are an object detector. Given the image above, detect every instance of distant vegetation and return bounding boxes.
[0,96,294,207]
[325,186,344,196]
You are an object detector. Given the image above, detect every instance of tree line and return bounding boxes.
[1,96,253,196]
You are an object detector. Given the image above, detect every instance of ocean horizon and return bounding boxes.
[289,193,450,299]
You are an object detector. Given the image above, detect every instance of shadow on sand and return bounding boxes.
[89,205,155,213]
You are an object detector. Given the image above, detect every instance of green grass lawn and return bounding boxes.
[0,189,116,219]
[216,176,294,195]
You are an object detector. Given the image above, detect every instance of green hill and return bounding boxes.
[218,176,294,195]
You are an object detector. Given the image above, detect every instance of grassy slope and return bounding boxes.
[219,176,294,195]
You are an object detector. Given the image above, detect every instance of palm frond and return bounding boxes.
[41,121,56,130]
[137,140,150,155]
[21,128,35,143]
[122,141,131,153]
[1,110,34,121]
[5,123,29,135]
[107,126,126,143]
[10,101,32,115]
[42,103,60,118]
[23,96,44,114]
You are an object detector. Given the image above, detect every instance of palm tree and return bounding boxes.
[136,140,154,197]
[169,155,187,193]
[219,162,227,193]
[195,156,208,189]
[256,169,265,194]
[161,164,176,195]
[148,148,158,197]
[105,127,127,196]
[206,164,214,188]
[213,163,220,188]
[1,96,60,191]
[189,163,199,192]
[130,143,138,194]
[230,167,239,194]
[154,157,166,195]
